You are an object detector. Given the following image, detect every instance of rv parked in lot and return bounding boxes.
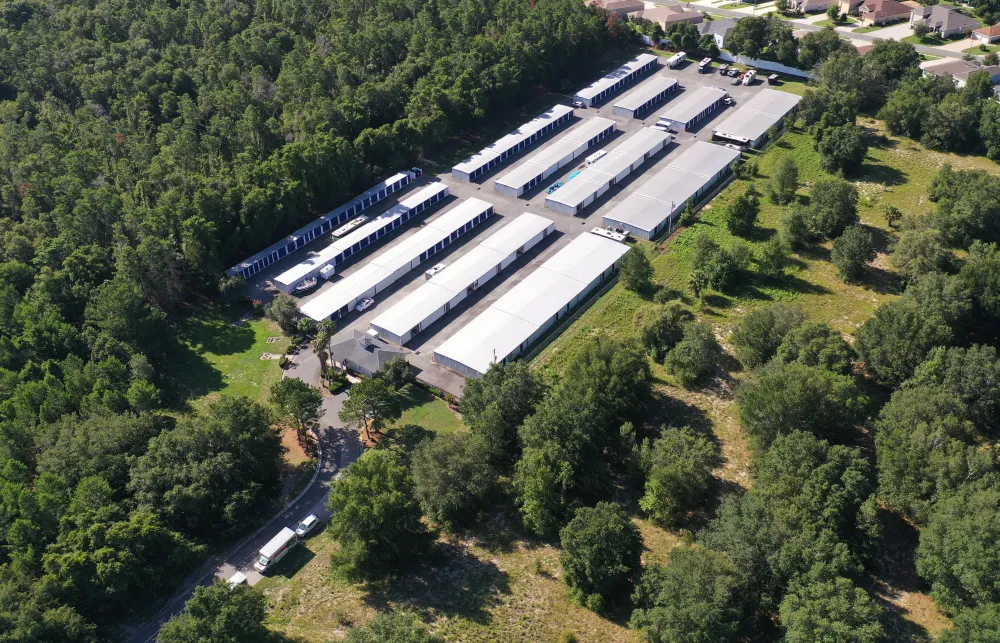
[666,52,685,69]
[254,527,298,573]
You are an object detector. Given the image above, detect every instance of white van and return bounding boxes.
[254,527,298,573]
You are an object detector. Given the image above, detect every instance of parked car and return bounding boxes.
[724,96,735,105]
[731,76,742,85]
[356,298,374,312]
[727,68,740,77]
[546,182,565,194]
[295,514,319,537]
[718,64,730,74]
[572,100,585,108]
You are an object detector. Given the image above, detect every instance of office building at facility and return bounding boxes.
[433,233,629,378]
[711,88,802,148]
[494,117,616,197]
[369,213,555,345]
[544,127,672,216]
[451,105,574,182]
[612,75,679,118]
[274,183,449,293]
[227,169,420,280]
[299,198,494,321]
[657,86,729,132]
[572,53,660,107]
[602,142,741,240]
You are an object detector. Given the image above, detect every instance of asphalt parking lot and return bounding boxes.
[248,58,782,397]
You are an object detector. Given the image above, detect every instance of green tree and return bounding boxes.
[639,427,716,527]
[831,225,876,282]
[826,3,841,21]
[726,184,761,237]
[375,356,413,390]
[269,378,323,437]
[756,236,790,277]
[327,449,428,580]
[768,156,799,205]
[620,246,654,294]
[157,582,271,643]
[460,361,544,469]
[916,478,1000,612]
[737,363,867,447]
[730,303,806,369]
[314,319,337,369]
[883,205,902,228]
[664,322,722,387]
[265,294,300,336]
[778,566,885,643]
[939,604,1000,643]
[890,226,950,282]
[797,28,848,70]
[339,376,401,443]
[344,612,442,643]
[854,298,954,387]
[774,322,853,374]
[910,344,1000,432]
[679,200,698,227]
[636,303,693,362]
[411,433,493,531]
[807,179,859,239]
[559,502,642,613]
[816,123,869,176]
[630,547,747,643]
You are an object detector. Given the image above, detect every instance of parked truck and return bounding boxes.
[254,527,298,573]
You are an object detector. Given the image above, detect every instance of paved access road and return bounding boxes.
[122,346,360,643]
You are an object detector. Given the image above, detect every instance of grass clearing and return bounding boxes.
[260,515,681,643]
[901,34,950,47]
[391,383,466,434]
[169,304,288,409]
[963,42,1000,54]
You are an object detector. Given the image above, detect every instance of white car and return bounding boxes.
[724,143,744,152]
[356,298,374,312]
[572,100,585,109]
[295,514,319,537]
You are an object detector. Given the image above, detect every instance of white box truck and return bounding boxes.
[254,527,298,573]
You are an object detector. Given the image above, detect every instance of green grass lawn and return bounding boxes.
[902,33,949,46]
[391,384,466,434]
[853,24,887,33]
[963,42,1000,54]
[815,17,857,27]
[168,304,289,409]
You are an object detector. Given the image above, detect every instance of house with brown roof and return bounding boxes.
[629,4,704,28]
[589,0,646,16]
[923,59,1000,88]
[975,23,1000,44]
[910,5,981,38]
[858,0,911,25]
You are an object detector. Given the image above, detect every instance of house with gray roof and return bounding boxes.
[330,329,407,377]
[910,5,981,38]
[698,18,738,49]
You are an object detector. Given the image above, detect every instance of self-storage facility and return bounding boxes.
[299,198,494,321]
[433,233,629,378]
[451,105,575,182]
[572,53,660,107]
[544,127,672,216]
[657,86,729,132]
[612,75,679,118]
[711,88,802,148]
[369,212,555,345]
[494,117,617,197]
[274,183,449,293]
[227,170,420,280]
[602,141,741,240]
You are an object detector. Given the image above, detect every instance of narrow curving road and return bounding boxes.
[122,345,360,643]
[688,3,966,59]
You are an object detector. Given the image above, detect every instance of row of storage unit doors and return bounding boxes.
[461,110,574,181]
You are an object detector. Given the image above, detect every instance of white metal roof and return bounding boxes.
[260,527,297,558]
[613,75,679,112]
[658,86,728,126]
[433,233,628,376]
[661,141,741,179]
[494,118,616,191]
[611,127,672,158]
[574,54,660,101]
[546,175,607,209]
[369,213,555,338]
[711,89,802,144]
[299,263,390,320]
[603,194,674,231]
[561,117,617,146]
[452,105,574,175]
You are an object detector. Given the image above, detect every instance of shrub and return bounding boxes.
[664,322,722,387]
[831,225,876,282]
[730,303,806,369]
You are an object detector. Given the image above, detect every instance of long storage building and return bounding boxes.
[657,86,729,132]
[544,127,672,216]
[274,183,449,293]
[612,75,680,118]
[227,169,420,280]
[299,198,494,321]
[433,233,629,378]
[369,213,555,345]
[602,142,741,240]
[494,117,617,197]
[451,105,574,182]
[711,88,802,148]
[572,53,660,107]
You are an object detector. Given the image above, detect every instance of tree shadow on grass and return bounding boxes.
[858,162,907,189]
[161,337,226,407]
[362,541,511,625]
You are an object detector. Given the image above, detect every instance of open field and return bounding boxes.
[392,384,467,434]
[169,304,289,409]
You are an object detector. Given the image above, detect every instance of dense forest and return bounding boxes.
[0,0,615,640]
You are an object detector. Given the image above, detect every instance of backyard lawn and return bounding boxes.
[391,384,466,434]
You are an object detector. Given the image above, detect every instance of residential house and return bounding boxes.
[839,0,865,14]
[923,59,1000,88]
[629,4,704,29]
[858,0,911,25]
[789,0,838,13]
[329,329,407,377]
[910,5,981,38]
[697,18,737,48]
[589,0,646,16]
[975,23,1000,43]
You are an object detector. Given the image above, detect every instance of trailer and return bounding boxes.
[666,52,686,69]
